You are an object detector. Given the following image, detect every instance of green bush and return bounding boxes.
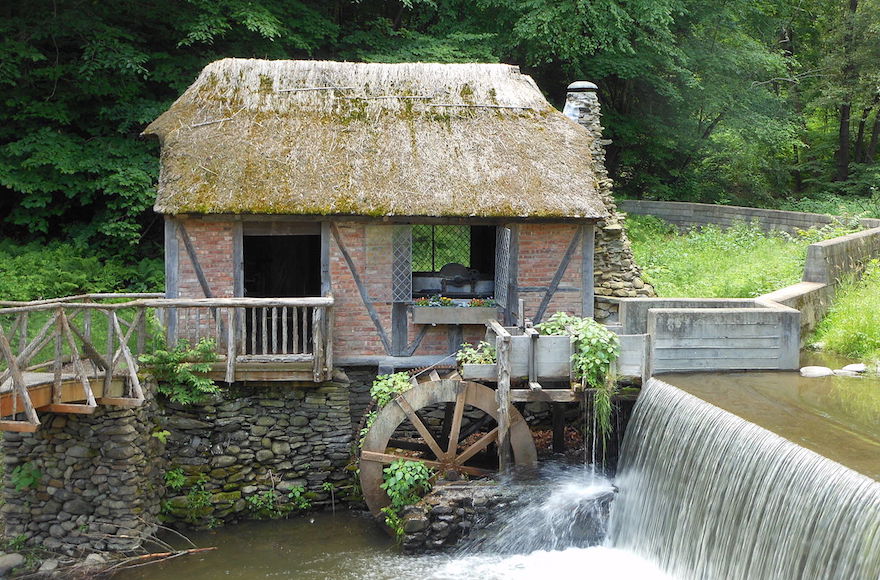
[139,338,220,405]
[0,241,162,301]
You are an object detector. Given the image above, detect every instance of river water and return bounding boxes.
[129,359,879,580]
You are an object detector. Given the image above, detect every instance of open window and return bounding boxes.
[411,225,496,298]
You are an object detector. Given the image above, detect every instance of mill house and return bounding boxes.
[142,58,651,384]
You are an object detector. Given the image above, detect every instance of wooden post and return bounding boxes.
[0,324,40,426]
[104,309,114,392]
[494,321,513,471]
[312,307,325,382]
[552,403,566,454]
[225,308,236,384]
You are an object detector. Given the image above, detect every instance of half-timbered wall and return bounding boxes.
[167,217,608,362]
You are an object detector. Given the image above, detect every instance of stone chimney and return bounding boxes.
[563,81,656,315]
[563,81,613,204]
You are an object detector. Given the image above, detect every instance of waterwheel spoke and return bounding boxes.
[445,385,467,459]
[455,426,499,465]
[361,450,493,477]
[395,396,446,460]
[360,450,415,465]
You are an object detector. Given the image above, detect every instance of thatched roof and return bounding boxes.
[144,59,607,219]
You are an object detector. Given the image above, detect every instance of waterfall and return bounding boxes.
[609,378,880,580]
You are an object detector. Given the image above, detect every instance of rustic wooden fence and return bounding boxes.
[0,294,334,432]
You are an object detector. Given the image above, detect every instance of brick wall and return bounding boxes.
[174,217,235,298]
[518,223,585,323]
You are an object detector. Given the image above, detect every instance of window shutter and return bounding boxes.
[392,225,412,302]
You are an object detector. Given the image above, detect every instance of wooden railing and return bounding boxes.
[161,297,335,382]
[0,295,334,431]
[0,293,162,431]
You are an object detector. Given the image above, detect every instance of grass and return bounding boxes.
[624,215,856,298]
[811,260,880,361]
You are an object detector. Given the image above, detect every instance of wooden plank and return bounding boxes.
[0,421,39,433]
[250,307,257,355]
[226,308,236,383]
[456,427,499,464]
[359,450,493,478]
[271,307,278,354]
[42,403,97,415]
[330,223,392,354]
[582,223,595,318]
[445,386,467,459]
[526,327,538,386]
[496,331,512,471]
[395,396,445,459]
[312,307,324,382]
[320,222,331,296]
[534,227,582,324]
[292,307,299,354]
[165,217,180,344]
[261,307,268,355]
[281,307,288,354]
[236,354,312,363]
[487,319,511,338]
[509,335,571,380]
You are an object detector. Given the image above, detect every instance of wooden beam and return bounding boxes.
[0,324,40,426]
[581,223,595,318]
[0,421,39,433]
[495,330,512,471]
[165,217,180,344]
[42,403,97,415]
[98,397,143,408]
[330,223,392,354]
[359,450,493,477]
[178,222,214,299]
[534,227,583,324]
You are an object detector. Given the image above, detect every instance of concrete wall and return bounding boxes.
[619,200,880,234]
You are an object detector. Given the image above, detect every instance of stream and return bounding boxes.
[128,353,879,579]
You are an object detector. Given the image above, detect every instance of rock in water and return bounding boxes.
[0,553,25,575]
[841,363,867,373]
[800,366,834,378]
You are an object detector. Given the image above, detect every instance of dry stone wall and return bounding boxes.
[1,387,163,555]
[159,379,353,527]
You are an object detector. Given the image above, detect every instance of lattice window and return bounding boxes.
[391,226,412,302]
[412,225,471,272]
[495,227,511,308]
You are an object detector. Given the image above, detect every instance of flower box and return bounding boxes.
[411,306,499,326]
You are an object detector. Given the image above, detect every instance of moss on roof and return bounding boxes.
[144,59,608,219]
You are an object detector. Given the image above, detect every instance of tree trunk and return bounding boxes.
[867,111,880,162]
[835,0,859,182]
[854,107,870,163]
[836,103,852,181]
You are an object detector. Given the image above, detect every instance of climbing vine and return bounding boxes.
[379,459,434,539]
[536,313,620,444]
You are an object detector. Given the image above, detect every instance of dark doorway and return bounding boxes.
[242,235,321,355]
[243,235,321,298]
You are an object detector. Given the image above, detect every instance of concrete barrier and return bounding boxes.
[608,201,880,374]
[619,199,880,234]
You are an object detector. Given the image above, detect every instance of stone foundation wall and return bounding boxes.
[401,482,513,553]
[159,380,354,527]
[1,389,162,555]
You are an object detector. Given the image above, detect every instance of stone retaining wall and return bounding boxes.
[159,378,353,527]
[1,387,162,555]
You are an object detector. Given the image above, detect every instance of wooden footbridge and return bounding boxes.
[0,294,335,432]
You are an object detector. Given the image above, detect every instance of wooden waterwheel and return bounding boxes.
[359,378,537,517]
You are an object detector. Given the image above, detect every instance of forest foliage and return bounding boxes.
[1,0,879,257]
